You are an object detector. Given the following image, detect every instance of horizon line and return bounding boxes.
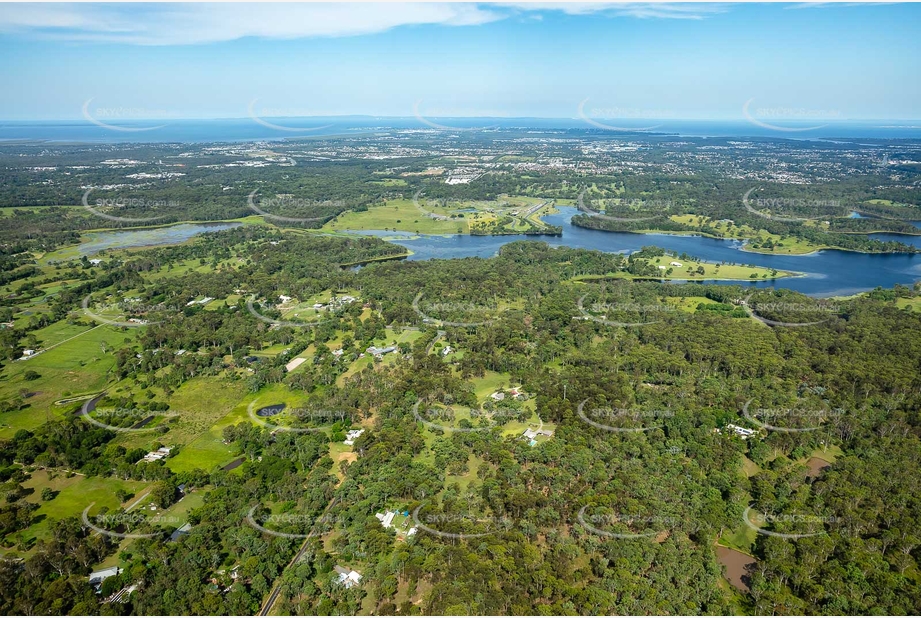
[4,116,921,123]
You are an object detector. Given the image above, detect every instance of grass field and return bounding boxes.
[575,255,794,282]
[895,297,921,312]
[3,471,149,552]
[324,199,467,235]
[662,296,724,312]
[0,325,140,437]
[113,376,248,452]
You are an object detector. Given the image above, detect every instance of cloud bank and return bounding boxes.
[0,2,725,46]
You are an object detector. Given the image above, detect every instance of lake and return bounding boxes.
[77,222,242,256]
[357,207,921,297]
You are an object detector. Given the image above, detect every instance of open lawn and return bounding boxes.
[0,324,140,437]
[4,471,148,552]
[112,376,248,452]
[575,255,795,282]
[324,199,467,235]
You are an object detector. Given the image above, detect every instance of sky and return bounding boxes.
[0,2,919,121]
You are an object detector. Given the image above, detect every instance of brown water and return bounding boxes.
[716,545,757,593]
[806,456,832,479]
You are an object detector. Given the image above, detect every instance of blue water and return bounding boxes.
[357,208,921,297]
[2,118,920,143]
[77,222,241,256]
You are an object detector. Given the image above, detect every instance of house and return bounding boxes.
[334,565,362,589]
[332,349,344,358]
[89,259,102,266]
[140,446,172,463]
[441,345,453,356]
[367,345,397,358]
[279,295,292,303]
[21,349,35,357]
[490,391,506,401]
[344,429,364,446]
[169,523,192,542]
[375,511,396,528]
[658,265,667,270]
[723,424,757,438]
[89,566,121,588]
[523,428,554,441]
[670,261,683,267]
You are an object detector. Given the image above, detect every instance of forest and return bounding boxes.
[0,222,919,615]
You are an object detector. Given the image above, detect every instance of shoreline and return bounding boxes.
[572,221,918,256]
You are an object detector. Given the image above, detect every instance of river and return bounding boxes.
[356,207,921,297]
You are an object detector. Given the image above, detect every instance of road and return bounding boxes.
[17,324,104,361]
[258,496,339,616]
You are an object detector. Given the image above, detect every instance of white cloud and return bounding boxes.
[0,3,502,45]
[0,2,726,46]
[497,2,727,20]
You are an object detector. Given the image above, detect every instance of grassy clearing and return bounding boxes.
[662,296,723,313]
[666,214,827,255]
[575,255,793,282]
[324,200,467,235]
[718,523,758,555]
[895,297,921,312]
[4,471,148,551]
[469,371,515,401]
[0,325,140,437]
[112,376,248,452]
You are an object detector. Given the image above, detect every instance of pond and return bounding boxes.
[256,403,286,418]
[716,545,757,593]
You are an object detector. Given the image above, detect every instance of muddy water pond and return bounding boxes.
[716,545,757,593]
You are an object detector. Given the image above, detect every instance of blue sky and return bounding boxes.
[0,2,919,121]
